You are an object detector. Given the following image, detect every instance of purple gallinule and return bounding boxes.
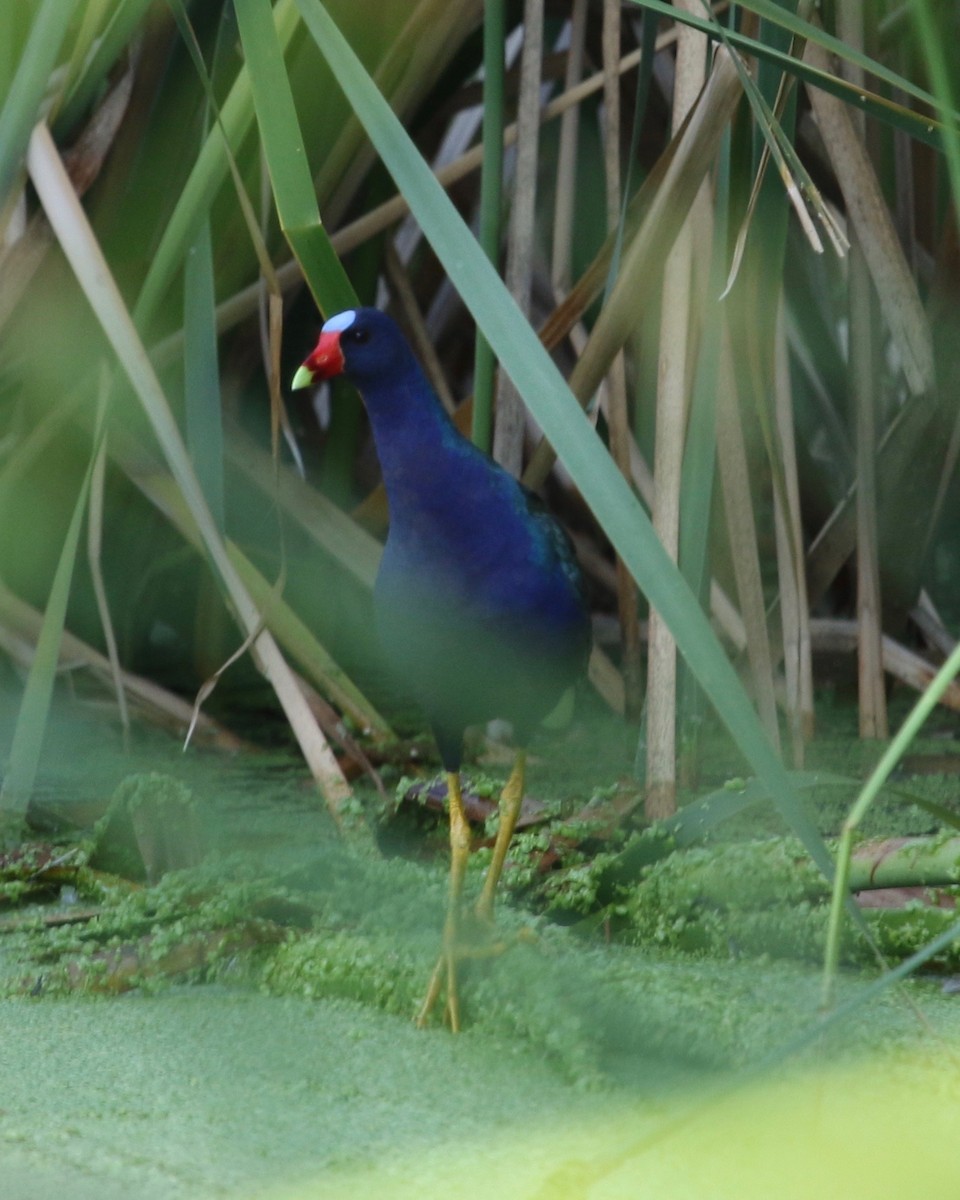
[293,308,590,1029]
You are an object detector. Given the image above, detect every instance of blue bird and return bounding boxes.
[293,308,590,1029]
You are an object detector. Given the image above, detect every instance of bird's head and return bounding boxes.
[291,308,410,393]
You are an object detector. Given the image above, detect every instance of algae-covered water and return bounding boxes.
[4,989,960,1199]
[4,691,960,1197]
[0,990,604,1197]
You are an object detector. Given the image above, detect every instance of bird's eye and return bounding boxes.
[345,327,370,345]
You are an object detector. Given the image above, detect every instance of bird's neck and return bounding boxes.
[361,367,478,525]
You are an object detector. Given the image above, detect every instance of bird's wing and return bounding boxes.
[516,483,590,614]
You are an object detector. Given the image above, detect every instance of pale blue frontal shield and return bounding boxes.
[322,309,357,334]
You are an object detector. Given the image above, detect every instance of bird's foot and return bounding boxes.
[415,947,459,1032]
[414,917,534,1032]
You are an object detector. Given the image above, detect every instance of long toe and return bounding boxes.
[415,946,461,1032]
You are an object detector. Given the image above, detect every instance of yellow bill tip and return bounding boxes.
[291,363,314,391]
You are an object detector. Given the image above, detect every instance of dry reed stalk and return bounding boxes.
[851,247,887,738]
[773,299,814,762]
[493,0,544,478]
[645,1,707,819]
[809,619,960,712]
[551,0,588,294]
[716,325,781,752]
[602,0,643,719]
[839,3,887,739]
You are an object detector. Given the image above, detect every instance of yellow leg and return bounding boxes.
[416,771,471,1031]
[475,749,526,924]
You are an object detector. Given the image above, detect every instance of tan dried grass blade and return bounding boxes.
[804,38,934,397]
[772,301,813,759]
[87,386,129,733]
[0,581,244,750]
[524,46,744,491]
[26,122,354,828]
